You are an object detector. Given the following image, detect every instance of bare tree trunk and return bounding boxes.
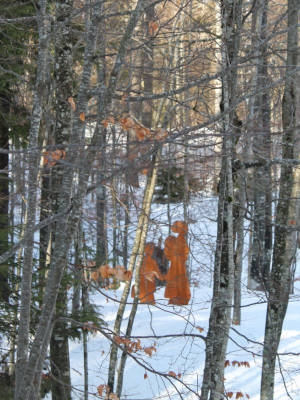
[0,88,10,303]
[233,170,245,325]
[249,0,272,291]
[49,1,74,397]
[141,0,154,130]
[200,1,242,399]
[82,267,89,400]
[14,1,50,397]
[261,1,299,398]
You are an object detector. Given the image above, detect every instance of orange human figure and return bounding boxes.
[164,221,190,305]
[131,243,163,304]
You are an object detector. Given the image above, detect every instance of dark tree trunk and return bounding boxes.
[248,0,272,291]
[49,1,74,398]
[0,89,10,302]
[200,1,243,398]
[261,1,299,398]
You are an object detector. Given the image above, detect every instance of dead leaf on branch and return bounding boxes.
[99,264,113,279]
[114,265,132,281]
[144,345,156,357]
[91,271,99,281]
[97,384,106,397]
[108,394,119,400]
[43,149,66,167]
[68,96,76,110]
[148,20,159,35]
[232,360,241,367]
[98,264,132,282]
[102,116,115,128]
[114,336,141,353]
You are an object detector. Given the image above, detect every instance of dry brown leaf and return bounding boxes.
[91,271,99,281]
[144,346,156,357]
[99,264,112,279]
[102,119,109,128]
[114,265,131,281]
[108,394,119,400]
[80,112,85,121]
[68,96,76,110]
[148,20,158,35]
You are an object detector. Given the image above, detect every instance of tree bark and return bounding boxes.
[14,1,50,397]
[248,0,272,291]
[0,88,10,302]
[49,1,74,398]
[200,1,243,398]
[261,1,299,398]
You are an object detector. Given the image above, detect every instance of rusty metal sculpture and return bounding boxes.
[131,242,163,304]
[164,221,190,305]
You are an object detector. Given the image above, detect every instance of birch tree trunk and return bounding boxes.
[260,1,299,398]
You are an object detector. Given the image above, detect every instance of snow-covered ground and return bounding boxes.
[69,196,300,399]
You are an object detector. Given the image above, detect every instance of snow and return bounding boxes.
[68,196,300,399]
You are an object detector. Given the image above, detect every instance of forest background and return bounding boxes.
[0,0,299,399]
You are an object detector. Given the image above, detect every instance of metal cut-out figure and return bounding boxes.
[132,242,163,304]
[164,221,190,305]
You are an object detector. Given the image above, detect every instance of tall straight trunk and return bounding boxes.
[82,268,89,400]
[232,170,245,324]
[0,88,10,302]
[14,1,50,397]
[260,1,299,398]
[142,0,154,129]
[249,0,272,291]
[50,287,71,400]
[96,32,107,268]
[200,1,243,399]
[49,1,74,398]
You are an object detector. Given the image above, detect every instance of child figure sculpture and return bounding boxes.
[164,221,191,305]
[132,242,162,304]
